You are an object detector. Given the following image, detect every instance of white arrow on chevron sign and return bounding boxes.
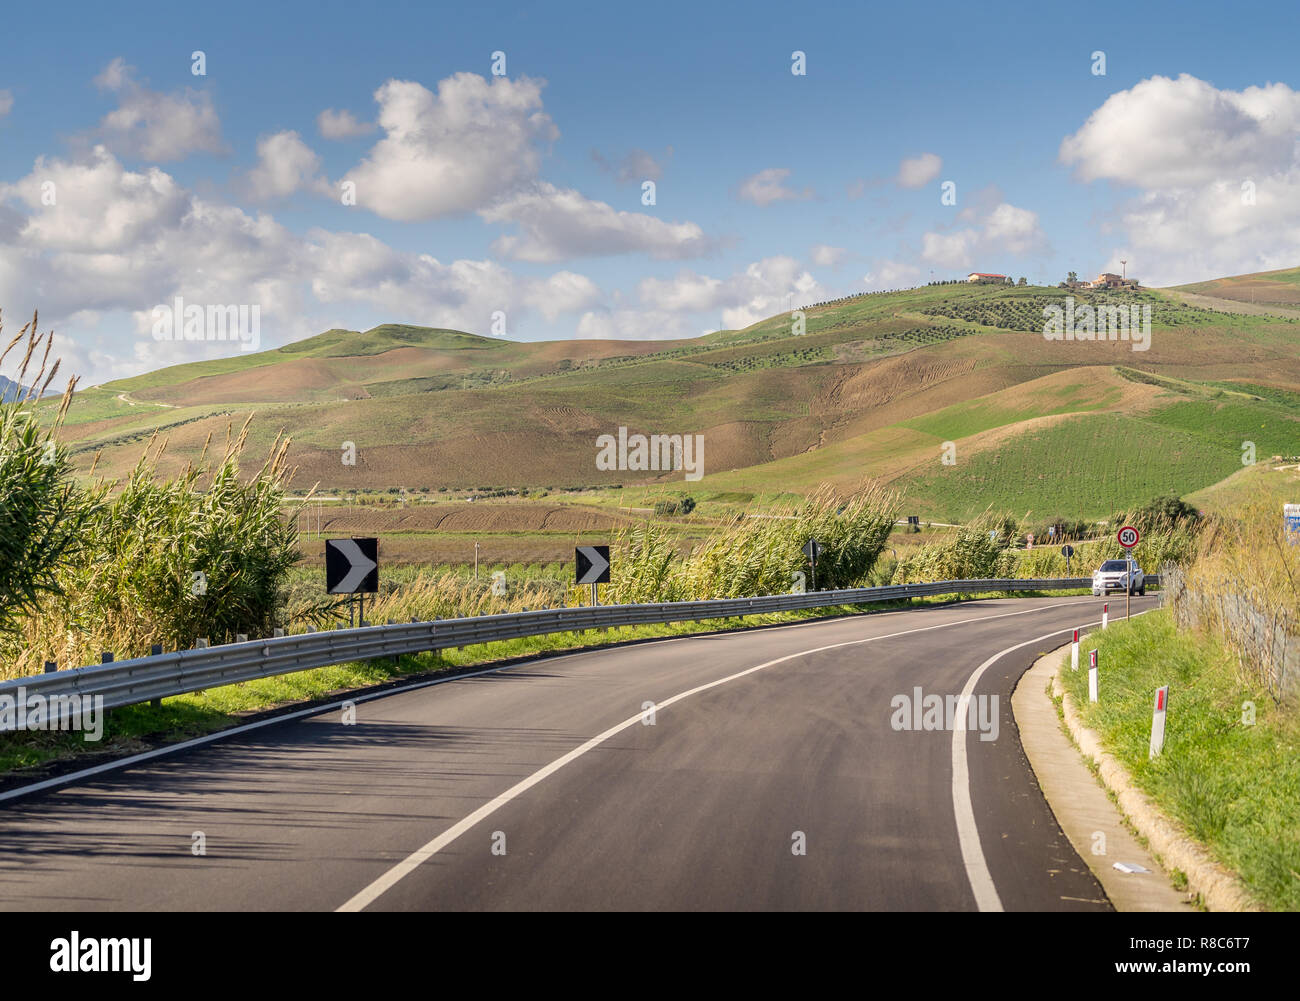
[330,539,377,593]
[576,545,610,584]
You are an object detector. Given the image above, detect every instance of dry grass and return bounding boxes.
[1186,493,1300,623]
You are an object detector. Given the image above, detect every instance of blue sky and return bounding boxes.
[3,0,1299,386]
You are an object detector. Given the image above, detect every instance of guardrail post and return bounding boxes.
[150,644,164,708]
[273,628,285,638]
[236,633,248,644]
[195,638,209,649]
[101,651,113,664]
[44,660,57,673]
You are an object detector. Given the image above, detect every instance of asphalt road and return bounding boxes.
[0,594,1156,911]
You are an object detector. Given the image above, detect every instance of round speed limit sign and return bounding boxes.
[1117,525,1140,548]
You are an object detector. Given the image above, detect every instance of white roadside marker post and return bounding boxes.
[1071,628,1080,671]
[1088,649,1099,703]
[1102,602,1109,629]
[1149,686,1169,758]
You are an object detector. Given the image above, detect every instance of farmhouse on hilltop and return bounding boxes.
[1061,270,1142,290]
[1089,272,1140,289]
[966,272,1009,284]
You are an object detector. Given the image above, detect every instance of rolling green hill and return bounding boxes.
[45,279,1300,523]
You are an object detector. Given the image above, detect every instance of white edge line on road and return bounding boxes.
[0,662,520,805]
[950,606,1155,912]
[336,598,1091,912]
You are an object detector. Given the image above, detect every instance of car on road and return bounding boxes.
[1092,558,1144,596]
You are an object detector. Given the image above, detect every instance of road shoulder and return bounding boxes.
[1013,643,1193,912]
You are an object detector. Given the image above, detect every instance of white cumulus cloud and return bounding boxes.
[920,201,1045,270]
[317,108,374,139]
[91,57,225,162]
[1061,73,1300,284]
[243,131,329,200]
[810,244,847,268]
[341,73,557,221]
[481,182,711,262]
[896,153,942,189]
[736,167,813,207]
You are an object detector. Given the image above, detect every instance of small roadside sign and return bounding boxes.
[1061,543,1074,574]
[803,538,822,590]
[1285,503,1300,543]
[1117,525,1140,548]
[326,537,378,629]
[575,545,611,585]
[326,538,378,594]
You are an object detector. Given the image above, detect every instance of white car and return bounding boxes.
[1092,558,1144,596]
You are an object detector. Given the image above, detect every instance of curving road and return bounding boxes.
[0,594,1155,911]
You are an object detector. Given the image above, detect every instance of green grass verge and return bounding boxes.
[1058,609,1300,911]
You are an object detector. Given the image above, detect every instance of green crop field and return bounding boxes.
[900,412,1247,519]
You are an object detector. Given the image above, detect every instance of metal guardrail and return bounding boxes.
[0,575,1157,726]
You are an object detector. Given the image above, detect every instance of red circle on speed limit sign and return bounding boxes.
[1117,525,1140,548]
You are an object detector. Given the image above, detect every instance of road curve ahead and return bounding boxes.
[0,594,1156,911]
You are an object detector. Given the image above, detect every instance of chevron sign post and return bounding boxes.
[576,545,611,606]
[326,538,379,627]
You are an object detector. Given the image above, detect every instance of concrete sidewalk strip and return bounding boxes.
[1012,643,1192,912]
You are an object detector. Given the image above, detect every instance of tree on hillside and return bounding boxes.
[1126,493,1201,531]
[1017,277,1027,286]
[1068,271,1078,283]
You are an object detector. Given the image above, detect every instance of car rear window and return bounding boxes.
[1100,560,1128,571]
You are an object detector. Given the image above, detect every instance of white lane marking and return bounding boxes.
[949,611,1155,911]
[337,598,1092,911]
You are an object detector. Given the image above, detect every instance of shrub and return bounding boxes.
[609,482,897,602]
[891,514,1018,583]
[1128,492,1201,531]
[8,418,308,676]
[0,312,92,639]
